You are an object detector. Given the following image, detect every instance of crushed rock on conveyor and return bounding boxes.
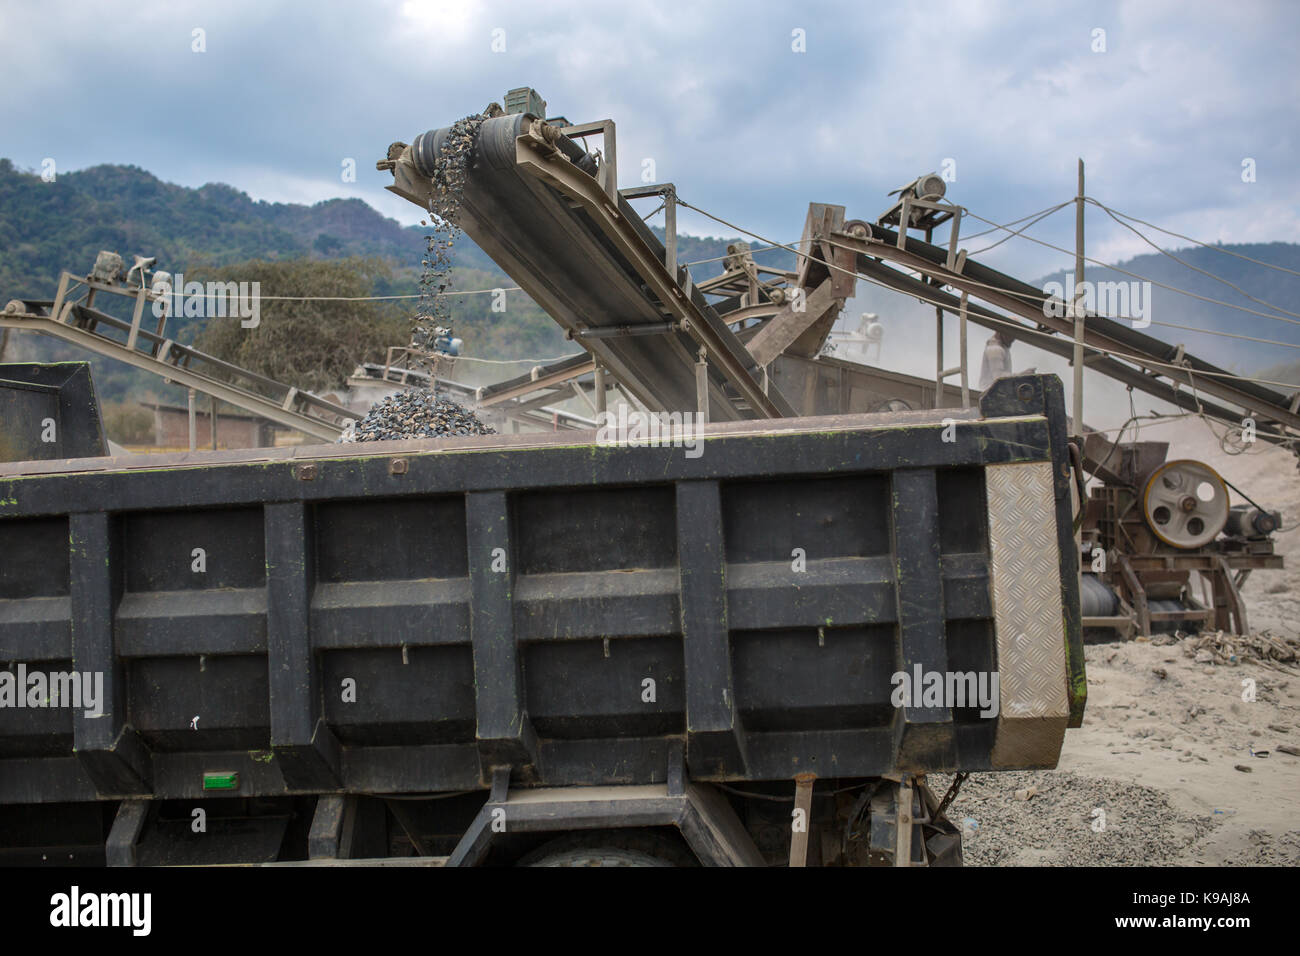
[338,389,496,442]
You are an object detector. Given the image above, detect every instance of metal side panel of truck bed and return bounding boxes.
[0,374,1084,807]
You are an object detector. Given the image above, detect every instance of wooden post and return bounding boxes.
[789,774,817,867]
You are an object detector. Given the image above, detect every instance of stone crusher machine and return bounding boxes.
[1077,434,1284,639]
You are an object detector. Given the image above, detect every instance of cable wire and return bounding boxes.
[1090,200,1300,279]
[957,201,1074,244]
[960,208,1300,329]
[674,196,1300,392]
[1088,199,1300,322]
[966,201,1072,256]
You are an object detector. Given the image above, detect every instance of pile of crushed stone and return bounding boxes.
[339,389,495,442]
[1234,829,1300,865]
[1181,629,1300,669]
[929,770,1218,866]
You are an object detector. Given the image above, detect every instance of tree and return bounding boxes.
[191,257,409,393]
[313,233,343,256]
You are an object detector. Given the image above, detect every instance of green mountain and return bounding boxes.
[1033,243,1300,373]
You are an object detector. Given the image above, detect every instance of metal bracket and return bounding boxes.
[621,182,679,280]
[559,119,618,203]
[445,780,765,867]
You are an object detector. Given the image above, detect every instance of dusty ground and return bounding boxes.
[938,415,1300,866]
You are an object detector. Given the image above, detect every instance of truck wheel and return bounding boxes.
[523,847,674,867]
[516,830,695,867]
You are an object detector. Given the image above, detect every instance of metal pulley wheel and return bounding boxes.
[871,398,915,413]
[1141,459,1230,549]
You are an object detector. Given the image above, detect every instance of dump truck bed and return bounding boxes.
[0,374,1083,806]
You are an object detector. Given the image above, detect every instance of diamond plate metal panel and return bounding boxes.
[986,461,1069,768]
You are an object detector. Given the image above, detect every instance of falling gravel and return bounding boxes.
[339,389,495,442]
[413,112,488,361]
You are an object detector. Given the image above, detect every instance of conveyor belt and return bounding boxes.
[2,286,358,442]
[384,113,792,421]
[845,224,1300,446]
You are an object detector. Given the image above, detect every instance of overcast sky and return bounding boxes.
[2,0,1296,420]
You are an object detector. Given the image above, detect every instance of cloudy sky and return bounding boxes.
[2,0,1296,419]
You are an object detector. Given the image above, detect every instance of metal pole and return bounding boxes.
[187,388,197,452]
[934,301,944,410]
[695,348,710,424]
[594,365,607,416]
[959,292,970,409]
[1072,160,1086,601]
[210,395,218,450]
[664,188,678,281]
[1072,159,1085,438]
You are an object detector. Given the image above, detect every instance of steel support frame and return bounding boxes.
[0,311,346,442]
[558,120,618,203]
[622,182,679,280]
[512,134,788,419]
[849,253,1288,446]
[446,779,766,867]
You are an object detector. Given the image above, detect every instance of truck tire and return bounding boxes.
[523,847,674,867]
[516,830,696,867]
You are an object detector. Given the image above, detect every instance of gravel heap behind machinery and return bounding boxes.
[339,388,495,442]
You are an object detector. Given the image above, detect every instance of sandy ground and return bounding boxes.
[937,415,1300,866]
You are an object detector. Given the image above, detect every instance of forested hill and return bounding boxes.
[0,159,783,302]
[1034,242,1300,374]
[1,159,1295,392]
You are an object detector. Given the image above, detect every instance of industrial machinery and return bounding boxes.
[0,90,1091,867]
[377,89,1293,642]
[0,86,1291,867]
[1077,434,1283,638]
[1,259,360,442]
